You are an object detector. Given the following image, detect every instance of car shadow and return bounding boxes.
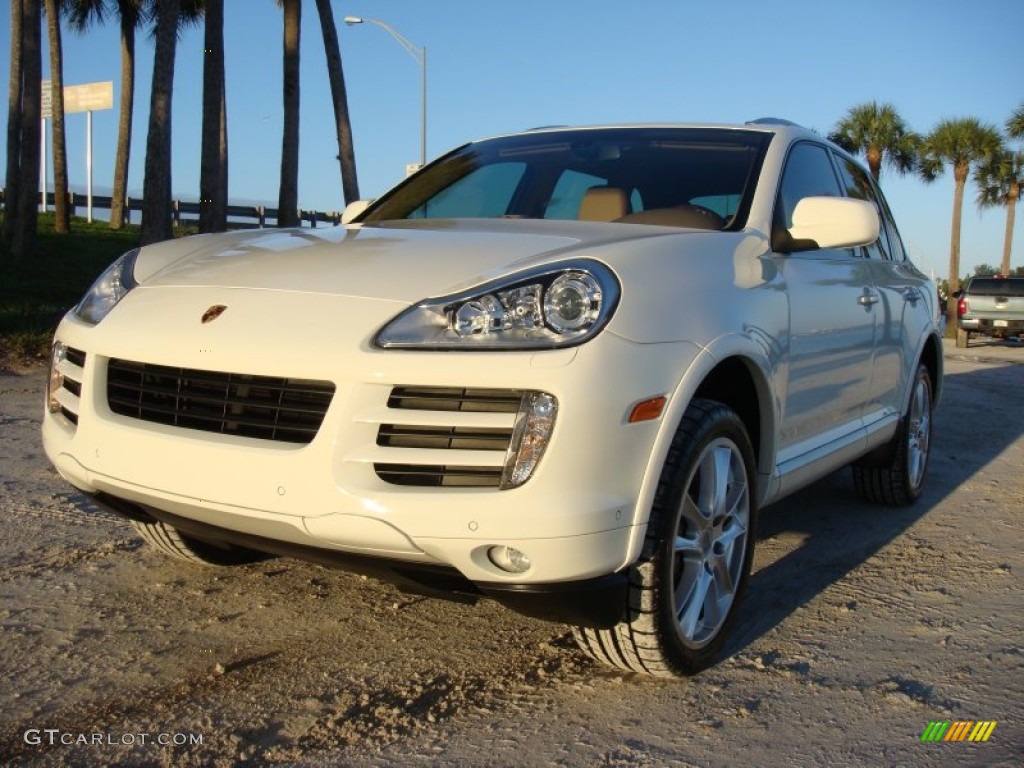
[726,360,1024,656]
[961,336,1023,350]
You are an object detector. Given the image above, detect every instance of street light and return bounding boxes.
[345,16,427,168]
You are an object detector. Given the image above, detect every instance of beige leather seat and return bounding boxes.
[616,205,726,230]
[578,187,630,222]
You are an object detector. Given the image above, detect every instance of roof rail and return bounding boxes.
[745,117,804,128]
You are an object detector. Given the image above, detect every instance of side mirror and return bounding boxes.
[782,197,880,253]
[341,199,373,225]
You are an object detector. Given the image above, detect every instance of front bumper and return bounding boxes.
[90,492,630,628]
[43,288,700,595]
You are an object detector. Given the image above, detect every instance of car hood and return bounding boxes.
[135,219,681,303]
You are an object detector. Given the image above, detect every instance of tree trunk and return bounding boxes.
[43,0,69,233]
[1001,183,1018,277]
[4,0,25,251]
[109,11,136,230]
[14,0,42,259]
[277,0,300,228]
[200,0,228,233]
[140,0,180,245]
[314,0,359,205]
[866,145,882,180]
[946,163,968,334]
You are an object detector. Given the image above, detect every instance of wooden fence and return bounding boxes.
[2,189,345,229]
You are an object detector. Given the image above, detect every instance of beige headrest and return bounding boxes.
[578,187,630,222]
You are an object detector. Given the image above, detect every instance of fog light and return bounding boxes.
[48,341,67,414]
[501,391,557,488]
[488,545,532,574]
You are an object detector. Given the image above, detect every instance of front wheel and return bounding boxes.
[573,399,757,677]
[131,519,273,566]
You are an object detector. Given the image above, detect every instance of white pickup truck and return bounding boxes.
[956,276,1024,347]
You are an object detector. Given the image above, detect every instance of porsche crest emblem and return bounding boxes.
[201,305,228,324]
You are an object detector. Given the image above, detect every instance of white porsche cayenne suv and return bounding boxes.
[43,121,942,677]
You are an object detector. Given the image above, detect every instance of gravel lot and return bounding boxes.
[1,339,1021,767]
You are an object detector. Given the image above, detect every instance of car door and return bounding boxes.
[833,154,928,428]
[772,142,877,468]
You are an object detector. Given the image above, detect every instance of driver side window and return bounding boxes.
[773,142,854,256]
[775,143,844,230]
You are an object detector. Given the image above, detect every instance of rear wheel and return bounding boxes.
[131,519,272,566]
[853,363,933,506]
[572,399,757,677]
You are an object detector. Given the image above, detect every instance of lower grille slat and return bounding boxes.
[374,463,506,488]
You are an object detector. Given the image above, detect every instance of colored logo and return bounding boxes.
[201,305,228,324]
[921,721,997,742]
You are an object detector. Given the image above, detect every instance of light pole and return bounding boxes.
[344,16,427,168]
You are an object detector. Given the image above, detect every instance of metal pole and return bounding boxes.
[86,110,93,223]
[421,46,427,167]
[40,118,47,212]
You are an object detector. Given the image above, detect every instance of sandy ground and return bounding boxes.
[0,339,1021,767]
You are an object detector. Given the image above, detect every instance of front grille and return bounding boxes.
[374,386,523,488]
[106,359,335,444]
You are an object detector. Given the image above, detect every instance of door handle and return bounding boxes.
[858,291,879,307]
[900,287,922,303]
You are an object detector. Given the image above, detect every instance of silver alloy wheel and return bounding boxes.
[906,370,932,490]
[672,436,750,649]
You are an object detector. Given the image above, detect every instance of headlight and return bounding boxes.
[72,248,140,325]
[375,260,620,349]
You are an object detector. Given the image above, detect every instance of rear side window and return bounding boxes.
[966,278,1024,296]
[834,156,891,261]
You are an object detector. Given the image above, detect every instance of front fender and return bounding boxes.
[619,330,780,570]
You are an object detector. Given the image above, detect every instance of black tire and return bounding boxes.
[130,519,272,566]
[956,327,969,348]
[573,399,757,677]
[853,364,933,506]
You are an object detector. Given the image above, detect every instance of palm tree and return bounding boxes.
[43,0,70,233]
[277,0,301,227]
[829,101,919,180]
[1008,104,1024,140]
[313,0,359,204]
[139,0,180,245]
[199,0,228,233]
[975,146,1024,276]
[919,118,1003,332]
[13,0,43,258]
[67,1,150,230]
[3,0,26,251]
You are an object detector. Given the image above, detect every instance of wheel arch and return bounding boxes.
[918,331,943,408]
[621,336,777,569]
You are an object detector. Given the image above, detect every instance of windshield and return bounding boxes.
[362,127,770,230]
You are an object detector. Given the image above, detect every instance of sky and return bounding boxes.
[2,0,1023,277]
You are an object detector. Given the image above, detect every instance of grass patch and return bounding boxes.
[1,213,206,368]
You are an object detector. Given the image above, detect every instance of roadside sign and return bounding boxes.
[64,81,114,114]
[39,80,114,222]
[42,79,52,119]
[39,80,114,117]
